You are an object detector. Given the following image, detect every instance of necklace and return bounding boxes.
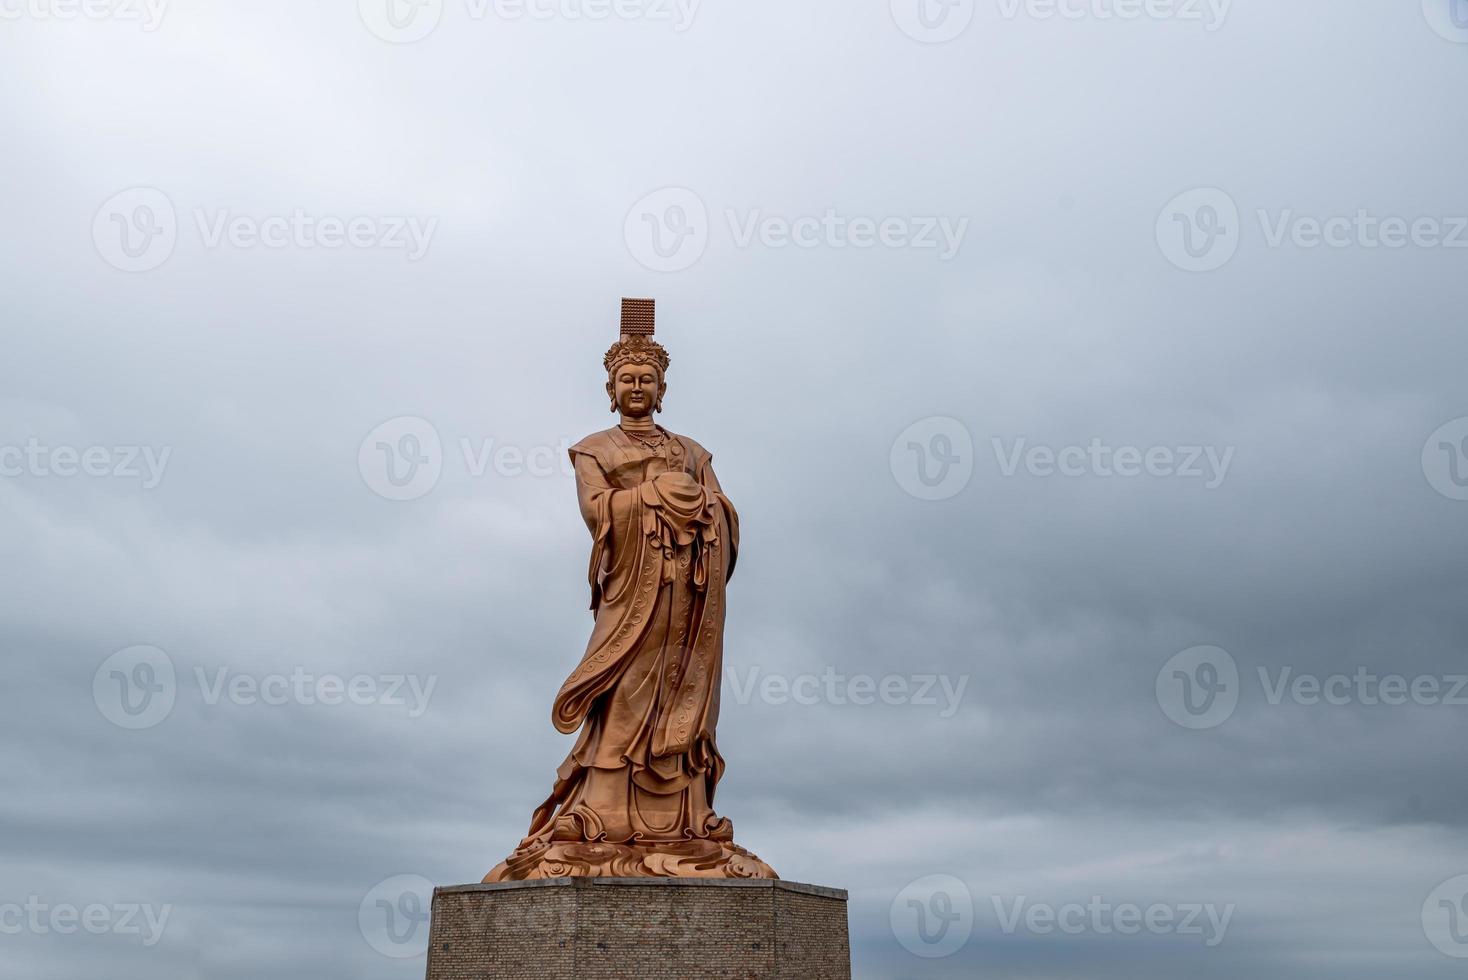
[623,425,667,449]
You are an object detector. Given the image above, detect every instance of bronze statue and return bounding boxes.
[485,299,777,882]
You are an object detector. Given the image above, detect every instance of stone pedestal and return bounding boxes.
[424,877,850,980]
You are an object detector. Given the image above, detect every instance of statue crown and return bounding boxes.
[605,298,669,375]
[604,335,670,375]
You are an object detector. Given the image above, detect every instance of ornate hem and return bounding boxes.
[483,838,777,882]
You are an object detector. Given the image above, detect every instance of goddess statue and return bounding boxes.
[484,299,777,881]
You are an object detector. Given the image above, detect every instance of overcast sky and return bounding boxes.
[3,1,1468,977]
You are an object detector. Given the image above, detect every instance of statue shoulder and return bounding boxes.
[668,431,713,467]
[568,428,622,467]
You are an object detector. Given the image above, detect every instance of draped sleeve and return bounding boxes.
[567,433,634,615]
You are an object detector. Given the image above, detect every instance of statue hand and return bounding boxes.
[654,470,699,494]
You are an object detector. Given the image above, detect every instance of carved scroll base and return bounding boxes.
[483,838,778,883]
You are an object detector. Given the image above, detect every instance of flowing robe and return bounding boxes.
[519,425,739,849]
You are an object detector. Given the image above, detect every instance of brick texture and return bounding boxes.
[425,878,850,980]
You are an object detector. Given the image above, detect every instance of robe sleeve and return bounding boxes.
[696,453,738,583]
[569,448,633,613]
[571,451,613,535]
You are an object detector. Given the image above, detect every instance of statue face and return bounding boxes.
[608,362,664,418]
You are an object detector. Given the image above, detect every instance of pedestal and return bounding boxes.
[424,877,850,980]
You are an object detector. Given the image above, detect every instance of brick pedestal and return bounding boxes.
[424,878,850,980]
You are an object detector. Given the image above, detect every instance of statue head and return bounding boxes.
[604,335,669,418]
